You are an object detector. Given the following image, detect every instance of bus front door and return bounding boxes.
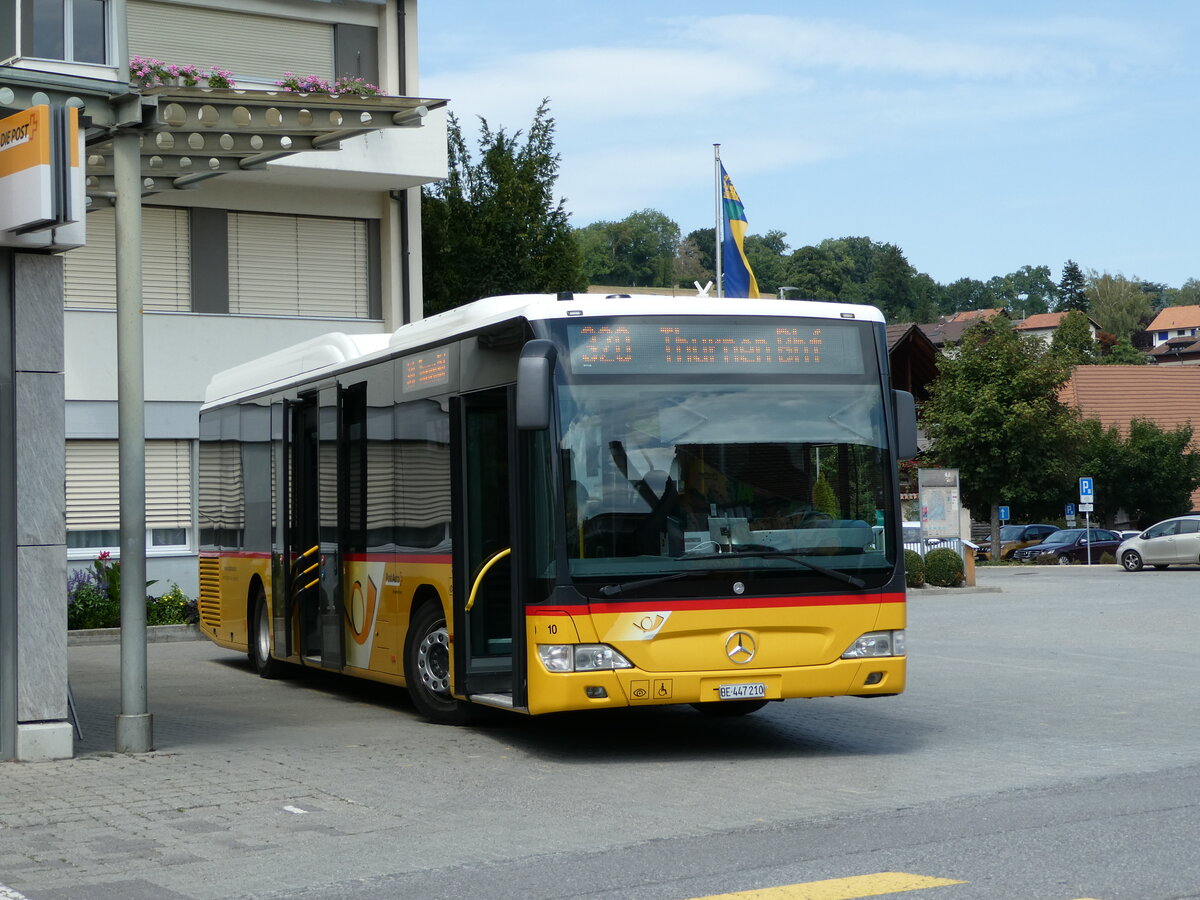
[452,387,527,709]
[285,389,345,671]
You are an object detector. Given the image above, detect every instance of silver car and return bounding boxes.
[1117,515,1200,571]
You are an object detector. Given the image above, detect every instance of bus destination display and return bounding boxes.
[402,350,449,392]
[565,318,865,376]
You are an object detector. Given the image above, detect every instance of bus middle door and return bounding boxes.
[285,388,345,671]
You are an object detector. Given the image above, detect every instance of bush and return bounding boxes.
[1099,551,1116,565]
[68,581,120,629]
[146,584,195,625]
[1031,553,1059,565]
[924,548,964,587]
[68,566,196,629]
[904,549,925,587]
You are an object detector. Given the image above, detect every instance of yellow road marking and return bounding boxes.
[693,872,965,899]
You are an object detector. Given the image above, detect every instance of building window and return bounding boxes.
[20,0,107,63]
[64,207,378,319]
[1159,332,1169,341]
[63,206,191,310]
[65,440,193,557]
[227,212,374,318]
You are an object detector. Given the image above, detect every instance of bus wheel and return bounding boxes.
[404,602,472,725]
[690,700,769,716]
[249,588,282,679]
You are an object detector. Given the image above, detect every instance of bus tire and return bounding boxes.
[404,601,473,725]
[690,700,769,716]
[249,588,283,679]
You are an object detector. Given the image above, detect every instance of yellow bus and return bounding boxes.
[198,293,918,724]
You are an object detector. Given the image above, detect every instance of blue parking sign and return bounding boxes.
[1079,477,1093,500]
[1065,502,1075,518]
[998,506,1009,521]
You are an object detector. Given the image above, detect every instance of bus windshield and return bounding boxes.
[550,316,898,596]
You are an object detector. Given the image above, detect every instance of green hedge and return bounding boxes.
[924,548,964,587]
[904,549,925,587]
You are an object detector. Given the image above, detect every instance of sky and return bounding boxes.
[418,1,1200,289]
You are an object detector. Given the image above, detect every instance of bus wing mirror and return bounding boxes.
[516,340,558,430]
[892,389,919,461]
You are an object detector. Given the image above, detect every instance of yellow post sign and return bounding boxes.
[0,104,85,249]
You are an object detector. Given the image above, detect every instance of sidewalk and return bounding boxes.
[2,639,482,900]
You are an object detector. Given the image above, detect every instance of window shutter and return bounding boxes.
[64,207,190,311]
[66,441,121,531]
[128,1,333,83]
[228,214,299,316]
[229,213,369,318]
[66,440,193,532]
[146,441,192,529]
[143,209,191,312]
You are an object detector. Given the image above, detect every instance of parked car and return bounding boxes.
[1010,528,1124,564]
[975,523,1059,561]
[1116,515,1200,571]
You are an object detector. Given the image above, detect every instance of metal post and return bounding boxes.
[1085,510,1091,566]
[713,143,723,299]
[112,131,153,753]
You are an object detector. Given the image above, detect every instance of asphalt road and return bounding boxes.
[3,564,1197,899]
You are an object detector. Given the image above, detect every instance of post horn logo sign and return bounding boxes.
[725,631,757,664]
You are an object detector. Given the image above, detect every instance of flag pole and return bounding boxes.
[714,144,723,298]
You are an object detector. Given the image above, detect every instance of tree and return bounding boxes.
[783,244,844,301]
[987,265,1057,319]
[1086,270,1153,340]
[1048,310,1098,367]
[939,277,1003,316]
[575,209,681,287]
[1165,278,1200,307]
[672,236,712,289]
[781,236,923,318]
[922,317,1081,553]
[1099,335,1149,365]
[865,243,916,322]
[744,230,789,296]
[1081,419,1200,528]
[1056,260,1088,313]
[910,273,940,324]
[684,227,716,277]
[422,100,585,313]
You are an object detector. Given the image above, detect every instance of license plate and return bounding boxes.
[718,682,766,700]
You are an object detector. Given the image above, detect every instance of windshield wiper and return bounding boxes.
[599,571,709,597]
[677,550,866,589]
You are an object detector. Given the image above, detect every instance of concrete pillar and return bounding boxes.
[4,251,72,761]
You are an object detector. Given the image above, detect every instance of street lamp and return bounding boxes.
[778,286,799,299]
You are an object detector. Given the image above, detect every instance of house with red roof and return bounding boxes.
[1014,311,1100,345]
[1146,305,1200,348]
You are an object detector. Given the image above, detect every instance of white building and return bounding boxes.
[2,0,448,758]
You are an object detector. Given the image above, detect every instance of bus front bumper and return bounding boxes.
[524,656,905,715]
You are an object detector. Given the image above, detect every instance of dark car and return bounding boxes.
[975,523,1059,561]
[1010,528,1124,564]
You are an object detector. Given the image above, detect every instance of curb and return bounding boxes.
[908,584,1002,595]
[68,624,203,646]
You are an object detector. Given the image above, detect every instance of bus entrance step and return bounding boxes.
[469,692,525,712]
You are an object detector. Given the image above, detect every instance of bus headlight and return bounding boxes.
[841,630,905,659]
[537,644,634,673]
